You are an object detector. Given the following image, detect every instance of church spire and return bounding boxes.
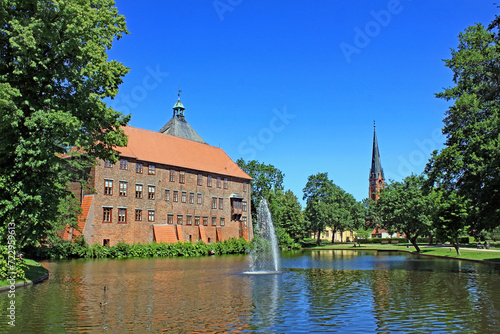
[172,88,185,116]
[370,122,384,180]
[369,122,385,200]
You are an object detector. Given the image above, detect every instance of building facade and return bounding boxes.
[64,95,253,246]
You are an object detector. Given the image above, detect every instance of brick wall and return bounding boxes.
[82,158,252,246]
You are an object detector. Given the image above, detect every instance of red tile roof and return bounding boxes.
[62,195,93,241]
[118,126,251,180]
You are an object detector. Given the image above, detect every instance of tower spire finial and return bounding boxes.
[172,87,185,116]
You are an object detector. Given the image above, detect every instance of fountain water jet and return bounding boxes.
[244,198,281,275]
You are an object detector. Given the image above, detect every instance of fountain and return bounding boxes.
[244,198,281,274]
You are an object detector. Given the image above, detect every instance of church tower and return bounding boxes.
[369,123,385,200]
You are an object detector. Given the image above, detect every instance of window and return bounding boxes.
[177,215,183,225]
[136,162,143,173]
[224,178,228,189]
[181,191,187,203]
[217,177,221,188]
[242,201,247,212]
[219,198,224,210]
[103,239,110,247]
[118,208,127,223]
[179,171,185,184]
[103,207,112,222]
[220,217,225,226]
[104,179,113,195]
[173,190,178,202]
[148,185,155,200]
[135,209,142,221]
[119,181,127,197]
[212,216,217,226]
[242,217,247,227]
[170,169,175,182]
[120,159,128,170]
[203,217,208,226]
[135,184,143,199]
[148,164,155,175]
[104,160,112,168]
[212,197,217,209]
[197,174,203,186]
[186,215,192,225]
[197,193,202,205]
[167,214,174,225]
[207,175,212,187]
[243,182,248,192]
[165,189,170,201]
[195,216,200,226]
[148,210,155,222]
[189,192,194,204]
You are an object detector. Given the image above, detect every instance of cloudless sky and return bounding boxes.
[106,0,497,206]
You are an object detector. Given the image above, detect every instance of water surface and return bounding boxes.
[1,250,499,333]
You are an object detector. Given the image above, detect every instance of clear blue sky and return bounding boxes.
[106,0,496,206]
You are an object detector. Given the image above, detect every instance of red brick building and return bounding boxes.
[65,95,253,246]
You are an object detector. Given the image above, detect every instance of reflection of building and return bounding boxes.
[369,124,388,238]
[64,93,253,246]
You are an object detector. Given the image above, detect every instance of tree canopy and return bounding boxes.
[374,175,433,252]
[0,0,129,249]
[303,172,363,244]
[425,17,500,235]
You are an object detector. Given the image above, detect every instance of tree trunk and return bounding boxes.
[409,235,420,253]
[331,228,337,243]
[453,237,460,256]
[316,230,321,246]
[429,234,434,245]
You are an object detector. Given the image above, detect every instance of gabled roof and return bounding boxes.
[117,126,251,180]
[158,115,207,144]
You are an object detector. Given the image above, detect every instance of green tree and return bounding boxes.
[375,175,433,252]
[269,189,305,243]
[425,17,500,235]
[0,0,129,250]
[303,173,362,245]
[236,159,284,220]
[432,189,469,255]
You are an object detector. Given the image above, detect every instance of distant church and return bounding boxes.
[369,123,387,238]
[64,92,253,246]
[369,123,385,200]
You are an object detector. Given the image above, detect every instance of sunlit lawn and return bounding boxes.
[309,243,500,262]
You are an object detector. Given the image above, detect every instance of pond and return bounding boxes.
[1,250,499,333]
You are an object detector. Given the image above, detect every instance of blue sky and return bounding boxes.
[106,0,496,206]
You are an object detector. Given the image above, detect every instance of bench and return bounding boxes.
[391,241,399,244]
[381,241,389,244]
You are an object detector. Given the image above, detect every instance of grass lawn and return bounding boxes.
[307,243,500,263]
[0,259,48,288]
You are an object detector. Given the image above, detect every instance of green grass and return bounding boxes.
[308,243,500,263]
[0,259,48,288]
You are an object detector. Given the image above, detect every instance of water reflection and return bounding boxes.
[0,251,499,333]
